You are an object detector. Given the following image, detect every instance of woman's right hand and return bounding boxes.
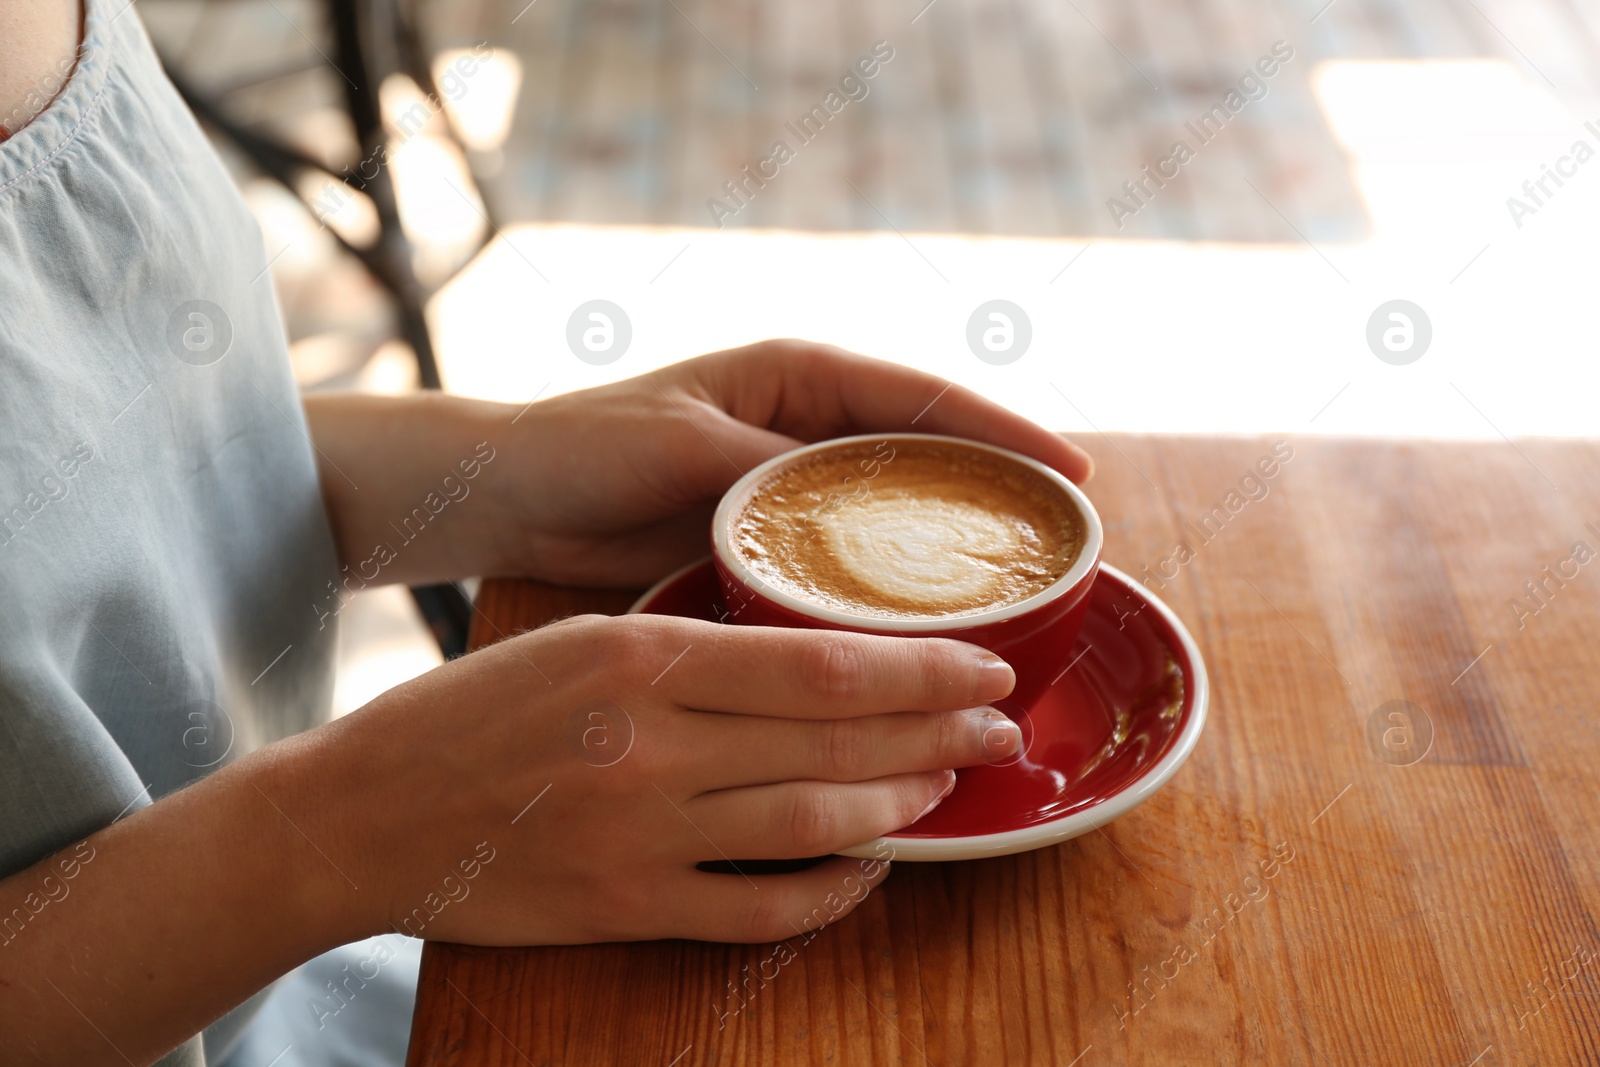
[0,612,1021,1066]
[288,612,1022,946]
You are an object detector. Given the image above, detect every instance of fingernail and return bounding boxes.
[971,655,1016,702]
[911,770,957,823]
[978,710,1022,757]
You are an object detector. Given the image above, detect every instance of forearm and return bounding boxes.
[0,740,367,1066]
[303,392,522,585]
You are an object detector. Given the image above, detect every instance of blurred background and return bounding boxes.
[136,0,1600,712]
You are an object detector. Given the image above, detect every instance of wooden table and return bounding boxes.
[405,435,1600,1066]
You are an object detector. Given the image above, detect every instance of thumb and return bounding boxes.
[669,398,805,496]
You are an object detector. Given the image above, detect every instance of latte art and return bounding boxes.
[731,440,1084,620]
[822,498,1030,609]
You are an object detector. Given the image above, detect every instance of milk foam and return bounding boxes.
[731,440,1085,619]
[820,497,1020,609]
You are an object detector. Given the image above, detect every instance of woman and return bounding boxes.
[0,0,1092,1063]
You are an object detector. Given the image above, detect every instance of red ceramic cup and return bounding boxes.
[710,433,1104,713]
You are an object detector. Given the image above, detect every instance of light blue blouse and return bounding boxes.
[0,1,413,1062]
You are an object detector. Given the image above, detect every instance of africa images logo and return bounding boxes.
[705,42,896,228]
[1106,41,1296,229]
[164,300,233,366]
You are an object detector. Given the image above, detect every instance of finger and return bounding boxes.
[691,341,1095,483]
[683,769,956,860]
[655,854,893,943]
[642,617,1016,717]
[677,706,1022,791]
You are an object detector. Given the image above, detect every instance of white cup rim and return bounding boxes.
[711,433,1104,631]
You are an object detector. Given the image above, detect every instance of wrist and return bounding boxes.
[235,726,385,947]
[456,399,529,577]
[305,391,529,583]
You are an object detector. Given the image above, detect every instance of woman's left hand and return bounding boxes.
[492,338,1093,587]
[306,338,1091,589]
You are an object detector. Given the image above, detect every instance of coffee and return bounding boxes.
[729,439,1084,620]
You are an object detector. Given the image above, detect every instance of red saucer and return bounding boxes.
[630,559,1208,861]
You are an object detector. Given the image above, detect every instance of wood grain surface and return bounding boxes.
[406,434,1600,1066]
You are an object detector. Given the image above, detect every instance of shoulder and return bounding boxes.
[0,0,82,138]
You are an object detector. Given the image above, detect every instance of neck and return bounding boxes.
[0,0,84,140]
